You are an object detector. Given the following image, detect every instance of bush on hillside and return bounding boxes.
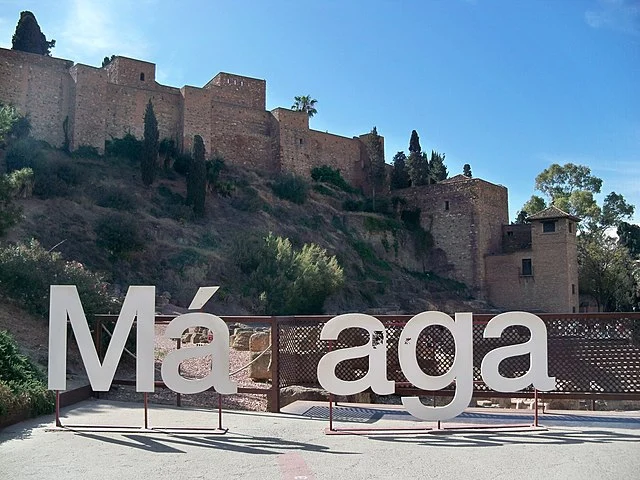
[95,185,137,211]
[271,173,308,204]
[0,239,119,317]
[342,197,390,214]
[5,139,83,198]
[0,331,54,419]
[72,144,101,159]
[105,133,143,162]
[311,165,356,193]
[94,213,143,256]
[0,173,24,236]
[237,233,344,315]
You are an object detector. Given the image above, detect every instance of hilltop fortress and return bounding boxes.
[0,48,579,313]
[0,48,374,190]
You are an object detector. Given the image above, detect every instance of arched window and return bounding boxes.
[140,72,145,81]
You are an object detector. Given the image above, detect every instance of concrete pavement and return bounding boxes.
[1,399,640,480]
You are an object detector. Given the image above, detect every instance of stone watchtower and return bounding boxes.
[485,205,580,313]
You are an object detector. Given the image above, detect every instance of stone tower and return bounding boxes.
[485,205,580,313]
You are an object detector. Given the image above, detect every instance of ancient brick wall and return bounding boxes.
[205,73,265,109]
[207,101,276,170]
[70,64,107,151]
[105,83,182,143]
[0,48,74,148]
[181,86,211,152]
[273,108,369,189]
[502,224,532,253]
[485,217,579,313]
[105,57,156,87]
[398,177,507,296]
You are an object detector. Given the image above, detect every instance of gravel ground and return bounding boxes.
[103,324,269,411]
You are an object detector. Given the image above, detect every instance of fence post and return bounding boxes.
[269,316,280,413]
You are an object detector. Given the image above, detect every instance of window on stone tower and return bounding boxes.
[521,258,533,276]
[140,72,145,81]
[445,201,450,211]
[542,221,556,233]
[569,222,573,233]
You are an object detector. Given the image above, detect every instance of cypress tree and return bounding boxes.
[463,163,472,178]
[188,135,207,216]
[390,151,411,189]
[428,150,448,183]
[366,126,386,210]
[408,151,430,186]
[408,130,421,154]
[141,100,159,186]
[11,11,55,55]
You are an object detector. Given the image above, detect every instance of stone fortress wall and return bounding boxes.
[0,48,579,313]
[0,48,369,189]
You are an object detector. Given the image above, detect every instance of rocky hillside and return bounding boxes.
[2,146,492,319]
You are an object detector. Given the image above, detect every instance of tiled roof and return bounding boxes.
[527,205,580,222]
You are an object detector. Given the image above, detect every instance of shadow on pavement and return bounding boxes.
[74,430,361,455]
[368,428,640,448]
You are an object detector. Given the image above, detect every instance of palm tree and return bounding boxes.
[291,95,318,118]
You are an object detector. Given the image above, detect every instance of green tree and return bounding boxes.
[428,150,448,183]
[520,195,547,218]
[11,11,55,56]
[247,233,344,315]
[366,126,386,209]
[579,234,637,312]
[390,151,411,189]
[0,173,24,235]
[408,151,430,186]
[618,222,640,258]
[520,163,634,232]
[187,135,207,217]
[291,95,318,118]
[463,163,472,178]
[409,130,421,155]
[159,137,177,172]
[141,100,159,186]
[406,130,429,186]
[102,55,115,67]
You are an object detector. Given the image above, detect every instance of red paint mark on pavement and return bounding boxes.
[277,452,316,480]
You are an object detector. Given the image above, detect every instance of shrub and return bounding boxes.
[311,165,356,193]
[271,173,308,204]
[94,213,143,256]
[342,198,364,211]
[5,137,45,172]
[173,153,192,176]
[105,133,143,162]
[0,239,119,317]
[242,233,344,315]
[72,144,101,159]
[312,183,336,197]
[32,158,82,198]
[230,186,264,212]
[0,172,25,235]
[95,185,137,211]
[0,331,54,418]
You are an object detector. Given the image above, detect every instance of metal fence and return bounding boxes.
[278,313,640,402]
[93,312,640,413]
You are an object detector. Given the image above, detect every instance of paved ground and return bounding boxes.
[1,399,640,480]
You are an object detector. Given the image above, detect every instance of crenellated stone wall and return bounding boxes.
[0,48,375,184]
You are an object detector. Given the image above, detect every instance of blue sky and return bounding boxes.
[1,0,638,222]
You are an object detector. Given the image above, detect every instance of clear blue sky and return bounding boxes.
[2,0,638,222]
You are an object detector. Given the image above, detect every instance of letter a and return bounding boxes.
[317,314,394,396]
[480,312,555,392]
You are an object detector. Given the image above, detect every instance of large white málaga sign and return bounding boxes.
[48,285,555,421]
